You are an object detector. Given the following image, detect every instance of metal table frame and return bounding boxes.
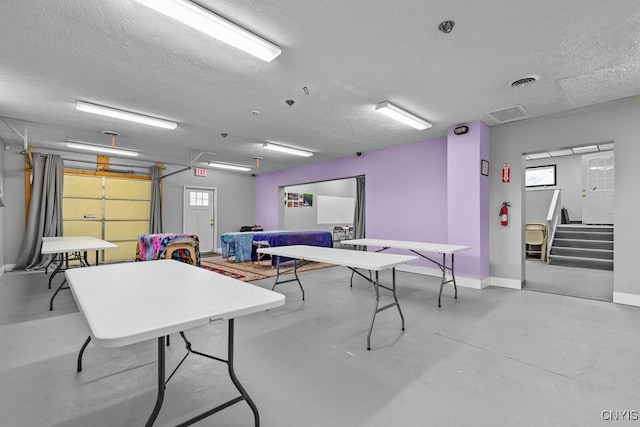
[41,236,118,310]
[341,239,471,307]
[258,245,417,350]
[66,259,284,426]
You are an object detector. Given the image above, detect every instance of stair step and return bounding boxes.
[550,247,613,260]
[554,230,613,241]
[548,255,613,271]
[552,239,614,250]
[556,225,613,233]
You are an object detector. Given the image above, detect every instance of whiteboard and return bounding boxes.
[317,195,355,224]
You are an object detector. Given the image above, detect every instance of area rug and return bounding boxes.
[200,257,334,282]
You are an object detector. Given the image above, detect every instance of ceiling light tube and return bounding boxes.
[65,141,139,157]
[262,142,313,157]
[207,162,251,172]
[375,101,432,130]
[76,101,177,130]
[134,0,281,62]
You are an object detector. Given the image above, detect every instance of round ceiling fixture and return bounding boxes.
[510,75,540,88]
[250,109,260,115]
[438,20,455,34]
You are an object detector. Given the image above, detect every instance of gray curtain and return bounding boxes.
[15,154,64,270]
[352,175,366,249]
[149,165,163,234]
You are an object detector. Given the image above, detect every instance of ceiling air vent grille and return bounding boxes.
[486,105,529,124]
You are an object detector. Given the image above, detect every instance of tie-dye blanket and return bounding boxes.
[136,233,201,267]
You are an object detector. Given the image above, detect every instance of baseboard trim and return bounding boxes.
[396,265,486,289]
[489,277,523,290]
[613,291,640,308]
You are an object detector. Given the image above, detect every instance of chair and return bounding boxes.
[136,233,201,266]
[165,244,198,266]
[525,223,547,261]
[332,227,348,247]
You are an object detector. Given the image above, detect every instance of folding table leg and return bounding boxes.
[77,336,92,372]
[145,337,166,427]
[49,278,69,311]
[366,269,405,350]
[366,271,381,351]
[271,257,304,300]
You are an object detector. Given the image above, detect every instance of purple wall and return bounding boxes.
[255,138,449,263]
[446,122,490,280]
[255,123,489,280]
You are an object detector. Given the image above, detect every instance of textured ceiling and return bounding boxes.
[1,0,639,174]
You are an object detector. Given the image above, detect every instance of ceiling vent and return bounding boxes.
[486,105,529,124]
[510,75,539,88]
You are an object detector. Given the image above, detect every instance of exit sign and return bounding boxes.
[195,168,207,177]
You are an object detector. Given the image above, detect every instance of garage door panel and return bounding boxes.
[105,221,148,241]
[63,199,103,220]
[63,221,102,238]
[105,200,150,220]
[105,178,151,199]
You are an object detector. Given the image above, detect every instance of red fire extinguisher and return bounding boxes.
[499,202,510,226]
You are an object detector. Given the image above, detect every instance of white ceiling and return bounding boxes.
[1,1,639,174]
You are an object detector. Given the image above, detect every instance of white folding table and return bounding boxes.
[41,236,118,310]
[341,238,471,307]
[257,245,418,350]
[66,259,285,427]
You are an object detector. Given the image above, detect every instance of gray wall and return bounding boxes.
[161,165,255,252]
[3,149,27,266]
[284,178,356,231]
[490,96,639,301]
[525,153,584,222]
[0,145,5,271]
[525,189,555,224]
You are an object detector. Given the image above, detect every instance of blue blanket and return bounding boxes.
[250,231,333,265]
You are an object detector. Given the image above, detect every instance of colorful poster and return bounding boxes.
[303,193,313,207]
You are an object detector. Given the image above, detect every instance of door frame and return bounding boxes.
[182,186,218,253]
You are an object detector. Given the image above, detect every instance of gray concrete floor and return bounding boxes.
[525,260,614,302]
[1,266,639,426]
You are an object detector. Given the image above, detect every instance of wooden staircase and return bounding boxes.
[549,225,613,270]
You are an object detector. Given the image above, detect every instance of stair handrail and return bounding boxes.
[546,189,562,263]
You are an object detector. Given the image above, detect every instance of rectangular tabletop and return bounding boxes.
[41,236,119,254]
[66,259,285,348]
[257,244,418,270]
[341,238,471,254]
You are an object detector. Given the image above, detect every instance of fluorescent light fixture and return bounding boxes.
[65,141,139,157]
[598,143,614,151]
[207,162,251,172]
[76,101,177,130]
[571,145,598,154]
[134,0,281,62]
[526,152,551,159]
[262,142,313,157]
[375,101,431,130]
[548,149,574,157]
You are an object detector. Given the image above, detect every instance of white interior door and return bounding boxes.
[581,151,614,224]
[183,187,216,253]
